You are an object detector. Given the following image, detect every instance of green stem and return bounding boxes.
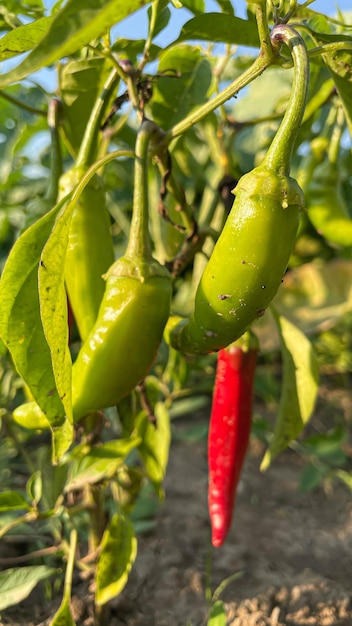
[166,53,271,142]
[309,41,352,57]
[263,24,309,175]
[63,528,77,602]
[255,1,273,59]
[139,0,160,72]
[45,98,62,205]
[76,68,120,169]
[0,89,46,116]
[125,120,159,261]
[328,106,345,166]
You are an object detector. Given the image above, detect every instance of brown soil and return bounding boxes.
[2,384,352,626]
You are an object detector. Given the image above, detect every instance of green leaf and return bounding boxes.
[0,16,52,61]
[0,491,30,512]
[136,402,171,498]
[175,13,259,47]
[303,16,352,135]
[65,437,141,491]
[0,0,150,88]
[261,315,319,471]
[207,600,227,626]
[253,260,352,353]
[95,513,137,606]
[38,195,74,444]
[58,57,113,155]
[50,594,76,626]
[147,0,171,39]
[0,565,55,611]
[150,44,213,129]
[299,463,328,493]
[324,49,352,136]
[0,199,72,461]
[180,0,205,14]
[303,429,346,460]
[214,0,234,14]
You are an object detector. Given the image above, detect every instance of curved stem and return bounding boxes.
[76,67,120,169]
[166,53,271,143]
[125,120,158,261]
[263,24,309,175]
[69,149,135,208]
[0,89,47,116]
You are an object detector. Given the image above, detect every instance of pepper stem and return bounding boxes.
[262,24,309,176]
[45,98,62,205]
[125,120,159,261]
[76,67,120,169]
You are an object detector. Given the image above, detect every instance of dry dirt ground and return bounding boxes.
[1,383,352,626]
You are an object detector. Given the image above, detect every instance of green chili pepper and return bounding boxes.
[168,24,308,355]
[71,121,172,420]
[59,167,114,341]
[59,69,120,341]
[304,109,352,247]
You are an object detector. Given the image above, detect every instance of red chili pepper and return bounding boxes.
[208,335,257,547]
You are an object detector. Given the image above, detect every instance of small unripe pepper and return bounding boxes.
[208,333,257,547]
[168,24,309,355]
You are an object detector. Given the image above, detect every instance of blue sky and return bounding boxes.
[30,0,351,93]
[42,0,351,47]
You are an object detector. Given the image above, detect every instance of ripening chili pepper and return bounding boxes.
[71,120,172,420]
[208,334,257,547]
[167,24,308,355]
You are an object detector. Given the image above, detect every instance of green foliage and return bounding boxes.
[0,0,351,622]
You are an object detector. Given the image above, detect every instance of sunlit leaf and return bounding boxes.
[95,513,137,606]
[0,16,52,61]
[261,314,319,470]
[38,194,74,449]
[0,0,150,88]
[0,199,71,461]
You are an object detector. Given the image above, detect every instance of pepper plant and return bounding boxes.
[0,0,351,623]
